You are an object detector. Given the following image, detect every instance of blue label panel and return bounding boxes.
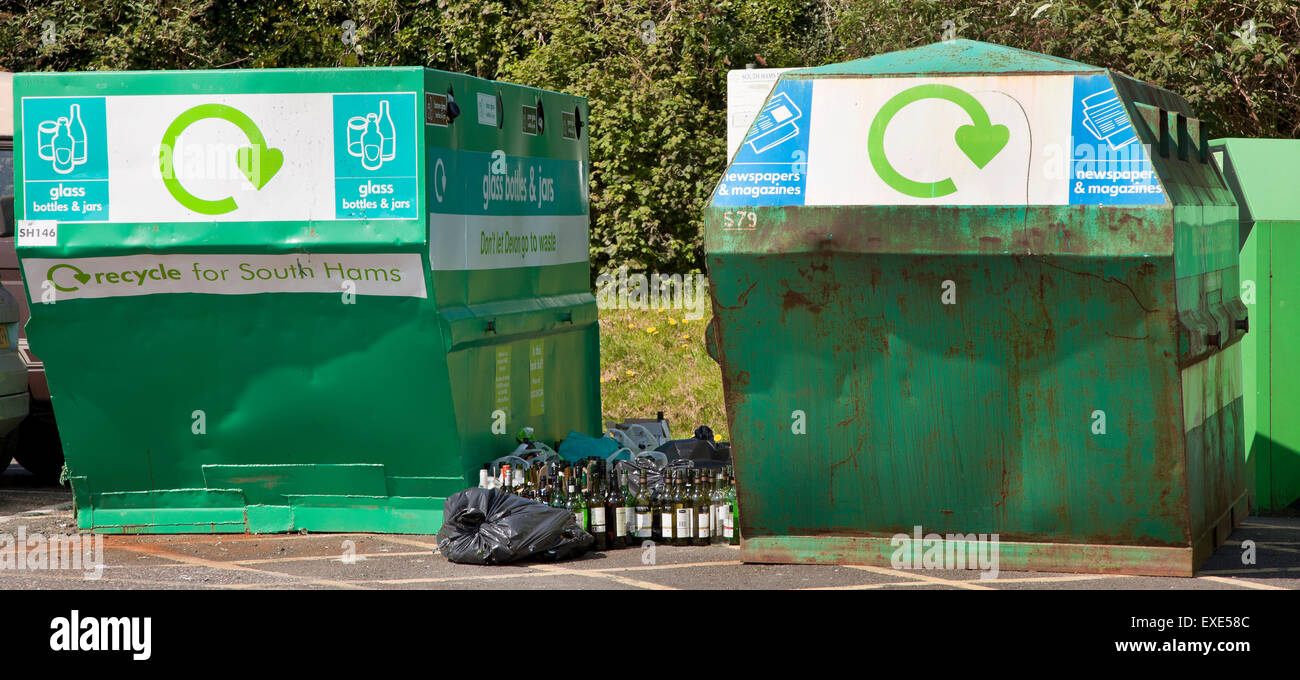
[332,92,419,219]
[712,79,812,207]
[1068,74,1165,205]
[21,96,109,221]
[430,148,587,217]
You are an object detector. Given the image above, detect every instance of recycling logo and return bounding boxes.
[158,104,283,215]
[46,263,91,292]
[868,84,1009,198]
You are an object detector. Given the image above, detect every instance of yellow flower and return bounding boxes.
[669,317,677,325]
[646,327,656,333]
[681,333,690,339]
[627,323,635,329]
[714,434,722,442]
[625,370,636,376]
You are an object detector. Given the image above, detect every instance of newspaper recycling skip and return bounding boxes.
[12,68,601,534]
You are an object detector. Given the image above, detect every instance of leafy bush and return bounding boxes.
[2,0,1295,274]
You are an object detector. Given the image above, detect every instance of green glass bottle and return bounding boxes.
[660,470,677,544]
[550,471,567,509]
[633,470,653,543]
[566,475,587,530]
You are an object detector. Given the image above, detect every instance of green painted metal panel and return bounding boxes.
[707,41,1247,575]
[13,67,600,533]
[1212,138,1300,512]
[794,39,1100,77]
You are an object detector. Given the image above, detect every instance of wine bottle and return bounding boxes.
[550,472,567,508]
[660,470,677,544]
[726,467,739,545]
[673,471,691,547]
[712,471,727,545]
[589,469,607,551]
[693,470,711,546]
[623,470,638,546]
[607,470,627,549]
[566,475,587,530]
[633,470,653,543]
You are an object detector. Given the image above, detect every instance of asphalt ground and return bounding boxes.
[3,459,1298,591]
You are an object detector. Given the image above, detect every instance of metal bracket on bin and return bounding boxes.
[1227,299,1249,335]
[1177,309,1211,359]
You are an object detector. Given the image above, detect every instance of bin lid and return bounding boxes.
[712,40,1200,211]
[1211,138,1300,223]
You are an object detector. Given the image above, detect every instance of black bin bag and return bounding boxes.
[436,488,593,565]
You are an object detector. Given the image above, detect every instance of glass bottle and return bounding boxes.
[693,471,711,546]
[726,467,739,545]
[660,470,677,545]
[673,471,691,547]
[712,471,727,545]
[607,470,626,549]
[633,470,653,543]
[588,469,607,551]
[567,475,587,531]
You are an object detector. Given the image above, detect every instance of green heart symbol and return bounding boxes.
[73,272,91,284]
[236,146,284,190]
[954,123,1010,169]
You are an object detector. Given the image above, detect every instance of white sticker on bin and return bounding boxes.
[15,220,58,247]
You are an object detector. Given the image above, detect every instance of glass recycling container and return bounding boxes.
[13,67,600,533]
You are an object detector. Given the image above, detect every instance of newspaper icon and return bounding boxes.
[1080,89,1137,150]
[745,92,803,154]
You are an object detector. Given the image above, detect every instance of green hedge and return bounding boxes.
[3,0,1295,274]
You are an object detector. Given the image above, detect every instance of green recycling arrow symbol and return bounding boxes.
[159,104,284,215]
[868,84,1010,198]
[47,263,91,292]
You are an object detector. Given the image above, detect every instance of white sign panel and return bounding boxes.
[715,73,1165,208]
[21,91,420,223]
[23,252,428,300]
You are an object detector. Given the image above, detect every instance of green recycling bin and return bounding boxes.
[13,67,600,534]
[705,40,1248,576]
[1212,138,1300,513]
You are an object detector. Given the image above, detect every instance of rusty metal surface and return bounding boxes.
[705,42,1246,575]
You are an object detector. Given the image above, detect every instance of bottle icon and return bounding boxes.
[70,104,87,163]
[52,117,76,174]
[360,113,382,170]
[378,100,395,162]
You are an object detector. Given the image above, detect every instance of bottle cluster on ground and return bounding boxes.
[484,461,740,548]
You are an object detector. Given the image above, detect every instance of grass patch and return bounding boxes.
[597,300,728,441]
